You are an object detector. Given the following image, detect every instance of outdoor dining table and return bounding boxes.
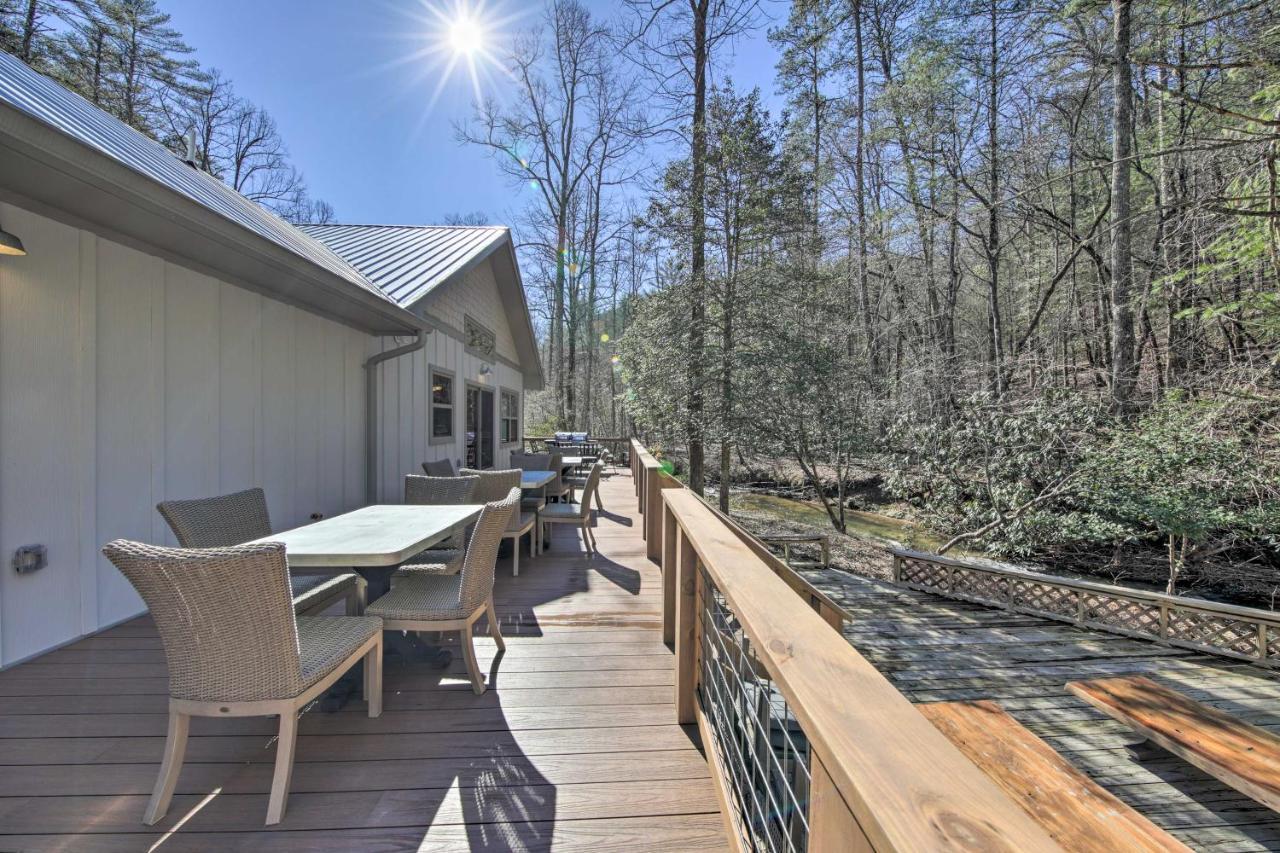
[249,503,484,707]
[520,470,555,490]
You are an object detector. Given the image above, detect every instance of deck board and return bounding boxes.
[0,470,727,851]
[800,565,1280,851]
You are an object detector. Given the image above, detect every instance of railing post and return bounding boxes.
[645,472,662,562]
[810,753,874,850]
[675,526,698,724]
[662,503,678,646]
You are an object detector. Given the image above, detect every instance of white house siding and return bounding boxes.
[0,202,368,667]
[374,257,526,503]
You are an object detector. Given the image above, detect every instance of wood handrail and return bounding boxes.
[661,489,1059,851]
[629,440,846,629]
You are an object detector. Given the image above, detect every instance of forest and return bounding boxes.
[459,0,1280,605]
[0,0,333,222]
[5,0,1276,605]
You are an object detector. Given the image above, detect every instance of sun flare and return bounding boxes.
[448,14,484,56]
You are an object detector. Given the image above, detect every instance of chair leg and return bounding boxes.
[595,489,603,512]
[486,599,506,652]
[364,638,383,718]
[511,534,520,577]
[143,710,189,825]
[266,711,299,825]
[461,622,486,695]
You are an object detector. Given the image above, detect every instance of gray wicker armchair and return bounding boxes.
[459,468,538,575]
[367,488,519,694]
[394,474,479,579]
[157,487,365,616]
[540,463,604,555]
[100,539,382,826]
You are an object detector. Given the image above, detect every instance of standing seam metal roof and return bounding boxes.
[298,224,509,308]
[0,51,390,304]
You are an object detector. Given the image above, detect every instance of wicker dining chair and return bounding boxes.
[367,488,519,694]
[157,487,365,616]
[565,461,605,512]
[540,463,603,555]
[421,458,457,477]
[100,539,383,826]
[459,468,538,576]
[393,474,479,580]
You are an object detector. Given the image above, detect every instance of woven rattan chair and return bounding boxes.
[540,463,603,555]
[100,539,383,826]
[367,488,519,694]
[460,468,538,576]
[393,474,479,580]
[157,488,365,616]
[421,458,457,477]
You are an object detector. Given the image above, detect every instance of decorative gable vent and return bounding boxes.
[465,315,497,359]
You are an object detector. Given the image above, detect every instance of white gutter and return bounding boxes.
[364,330,428,504]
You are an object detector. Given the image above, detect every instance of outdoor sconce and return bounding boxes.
[479,364,493,379]
[0,223,25,256]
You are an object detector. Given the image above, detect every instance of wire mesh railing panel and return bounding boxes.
[699,566,811,852]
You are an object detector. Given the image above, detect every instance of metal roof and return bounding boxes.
[0,51,392,308]
[299,224,509,308]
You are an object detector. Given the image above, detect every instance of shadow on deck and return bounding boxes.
[0,470,728,852]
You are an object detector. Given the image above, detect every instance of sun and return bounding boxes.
[448,14,484,56]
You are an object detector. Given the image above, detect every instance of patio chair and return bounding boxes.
[459,468,538,575]
[394,474,479,579]
[539,463,603,555]
[100,539,383,826]
[565,461,604,512]
[421,458,456,477]
[367,488,519,694]
[157,488,365,615]
[511,451,549,513]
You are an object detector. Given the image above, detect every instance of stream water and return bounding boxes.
[729,491,954,553]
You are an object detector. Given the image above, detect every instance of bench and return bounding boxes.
[918,700,1189,852]
[759,534,830,568]
[1067,675,1280,812]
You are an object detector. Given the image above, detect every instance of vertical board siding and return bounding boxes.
[0,206,368,667]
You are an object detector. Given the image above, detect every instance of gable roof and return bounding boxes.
[303,224,545,390]
[298,224,508,307]
[0,51,420,334]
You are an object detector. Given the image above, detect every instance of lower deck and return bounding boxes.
[801,567,1280,852]
[0,470,728,851]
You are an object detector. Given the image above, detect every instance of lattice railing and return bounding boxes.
[893,549,1280,668]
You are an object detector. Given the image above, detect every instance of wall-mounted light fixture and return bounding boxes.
[479,364,493,379]
[0,222,25,256]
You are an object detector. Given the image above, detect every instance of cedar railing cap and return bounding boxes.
[664,489,1059,852]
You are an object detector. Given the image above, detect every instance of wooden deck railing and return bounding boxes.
[631,440,1061,852]
[894,549,1280,669]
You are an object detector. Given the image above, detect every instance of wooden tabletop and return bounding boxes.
[520,470,555,489]
[249,504,482,567]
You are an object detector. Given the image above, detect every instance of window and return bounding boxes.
[500,389,520,444]
[431,369,454,441]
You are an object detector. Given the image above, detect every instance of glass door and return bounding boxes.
[466,386,495,469]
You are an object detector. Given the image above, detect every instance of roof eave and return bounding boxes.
[0,101,422,336]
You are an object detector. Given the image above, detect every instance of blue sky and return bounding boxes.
[168,0,785,226]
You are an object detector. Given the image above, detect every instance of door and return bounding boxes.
[466,386,495,469]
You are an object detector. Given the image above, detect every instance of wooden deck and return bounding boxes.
[800,567,1280,852]
[0,470,729,851]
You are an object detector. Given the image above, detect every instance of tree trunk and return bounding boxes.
[1109,0,1137,411]
[686,0,709,496]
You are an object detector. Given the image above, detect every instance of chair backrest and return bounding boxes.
[512,452,550,471]
[459,488,521,612]
[100,539,303,702]
[156,487,272,548]
[421,458,456,477]
[459,468,521,503]
[546,453,564,491]
[576,463,604,518]
[404,474,479,506]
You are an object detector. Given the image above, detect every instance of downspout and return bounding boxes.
[364,330,428,504]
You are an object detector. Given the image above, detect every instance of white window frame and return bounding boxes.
[430,367,456,445]
[500,388,520,446]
